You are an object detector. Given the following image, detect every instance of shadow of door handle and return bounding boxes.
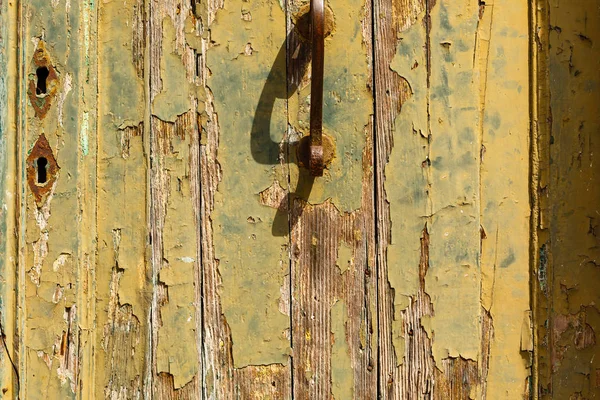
[309,0,325,176]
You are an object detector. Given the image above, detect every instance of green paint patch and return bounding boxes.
[500,250,516,269]
[153,18,193,122]
[336,242,353,274]
[80,112,89,156]
[386,9,428,301]
[288,0,371,211]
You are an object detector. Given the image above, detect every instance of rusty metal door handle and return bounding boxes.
[309,0,324,176]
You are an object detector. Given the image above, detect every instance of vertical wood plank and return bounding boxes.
[531,0,552,396]
[147,1,203,396]
[0,0,19,397]
[286,0,377,396]
[537,0,600,397]
[96,0,150,397]
[17,1,97,397]
[199,0,294,395]
[478,0,531,396]
[375,0,531,397]
[76,1,99,398]
[373,0,425,396]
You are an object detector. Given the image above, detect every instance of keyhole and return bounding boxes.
[37,157,48,184]
[36,67,49,95]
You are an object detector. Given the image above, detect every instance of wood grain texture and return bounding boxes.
[0,0,19,397]
[148,0,203,395]
[538,0,600,398]
[287,0,377,397]
[3,0,597,397]
[16,1,98,398]
[372,0,425,396]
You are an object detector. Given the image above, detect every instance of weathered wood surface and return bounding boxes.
[0,0,598,398]
[533,0,600,398]
[375,0,532,398]
[0,0,19,398]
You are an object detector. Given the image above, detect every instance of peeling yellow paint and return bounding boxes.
[209,0,290,367]
[426,0,482,365]
[387,12,428,364]
[385,0,531,394]
[155,116,199,389]
[331,300,353,400]
[153,18,193,122]
[19,0,92,397]
[288,0,371,211]
[336,242,353,274]
[96,0,148,396]
[478,0,531,395]
[3,0,590,396]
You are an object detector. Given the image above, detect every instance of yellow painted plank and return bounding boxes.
[427,0,482,364]
[18,0,94,397]
[0,0,19,397]
[96,0,149,397]
[381,0,531,397]
[148,4,203,392]
[479,0,531,395]
[209,0,291,367]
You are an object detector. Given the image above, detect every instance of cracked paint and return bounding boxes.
[288,0,371,211]
[152,18,194,122]
[385,0,531,395]
[478,0,531,394]
[154,114,199,389]
[3,0,593,396]
[387,13,429,364]
[426,0,481,364]
[95,0,148,396]
[19,0,89,397]
[209,0,290,367]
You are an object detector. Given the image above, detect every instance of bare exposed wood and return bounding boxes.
[148,0,203,396]
[291,200,376,399]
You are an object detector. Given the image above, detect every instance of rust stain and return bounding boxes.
[27,41,60,120]
[292,4,335,41]
[26,133,59,206]
[296,133,336,171]
[552,309,597,368]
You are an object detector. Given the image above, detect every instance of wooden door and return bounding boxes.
[0,0,598,398]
